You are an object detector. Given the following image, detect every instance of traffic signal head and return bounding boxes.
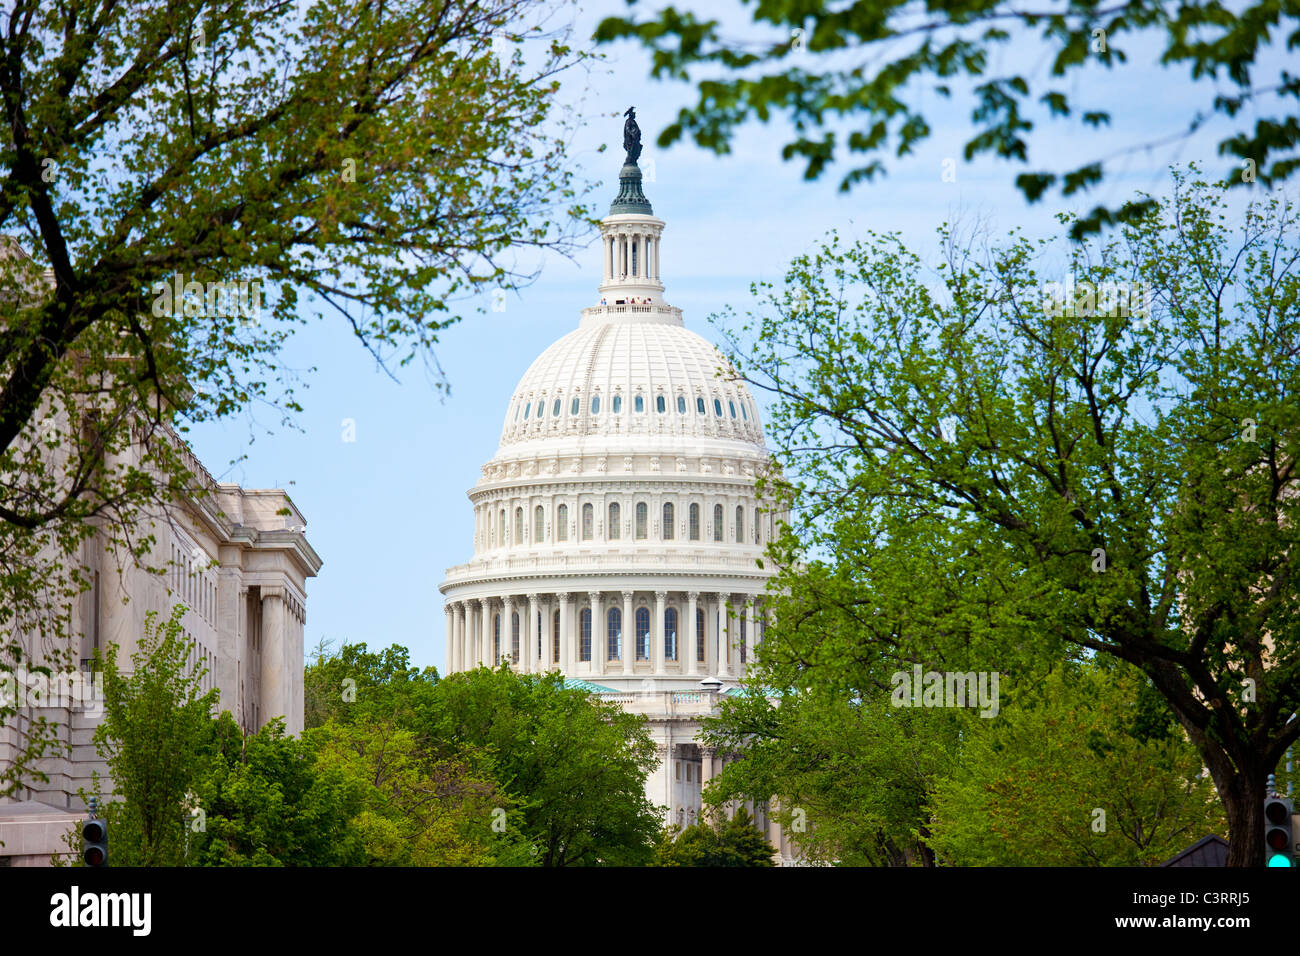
[82,817,107,867]
[1263,796,1293,868]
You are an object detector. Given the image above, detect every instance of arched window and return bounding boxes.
[553,399,561,417]
[729,400,737,418]
[713,504,724,542]
[524,402,531,419]
[534,505,544,543]
[515,404,521,422]
[696,397,706,414]
[736,505,744,543]
[511,612,520,662]
[499,509,506,547]
[665,607,678,661]
[696,609,706,662]
[663,502,674,540]
[557,504,569,541]
[553,609,561,664]
[741,403,748,421]
[537,400,544,418]
[591,395,601,414]
[582,503,593,540]
[494,614,501,662]
[580,608,592,661]
[689,503,700,540]
[656,395,666,413]
[635,502,648,539]
[608,607,622,660]
[754,506,760,544]
[635,394,645,413]
[514,507,523,545]
[677,395,687,414]
[613,395,622,413]
[571,397,580,415]
[608,502,621,540]
[635,607,650,660]
[713,398,723,417]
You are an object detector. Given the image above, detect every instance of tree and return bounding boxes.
[308,716,535,866]
[718,169,1300,865]
[927,662,1226,866]
[595,0,1300,238]
[304,640,440,731]
[423,666,662,866]
[86,605,216,866]
[2,0,591,797]
[655,807,776,867]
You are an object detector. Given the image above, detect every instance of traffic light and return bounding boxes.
[82,816,107,867]
[1263,795,1293,868]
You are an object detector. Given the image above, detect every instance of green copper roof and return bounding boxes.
[609,162,653,216]
[563,677,619,693]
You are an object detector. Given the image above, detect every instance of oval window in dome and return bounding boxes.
[592,396,601,414]
[537,400,544,418]
[713,398,722,417]
[656,395,666,413]
[729,400,736,418]
[677,395,686,414]
[524,403,531,419]
[613,395,623,413]
[635,395,644,413]
[515,404,521,422]
[696,397,706,415]
[553,399,561,417]
[571,397,580,415]
[741,403,748,421]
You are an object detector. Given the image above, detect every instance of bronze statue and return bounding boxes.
[623,106,642,165]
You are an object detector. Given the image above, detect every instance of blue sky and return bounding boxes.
[186,1,1287,671]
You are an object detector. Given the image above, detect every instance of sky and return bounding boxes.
[185,1,1290,672]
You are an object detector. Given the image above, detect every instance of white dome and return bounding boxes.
[496,309,765,456]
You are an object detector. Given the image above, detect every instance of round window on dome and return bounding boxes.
[592,396,601,414]
[571,397,580,415]
[613,395,623,413]
[635,395,645,413]
[656,395,666,413]
[729,400,736,418]
[553,399,561,417]
[696,397,706,415]
[713,398,722,417]
[677,396,687,414]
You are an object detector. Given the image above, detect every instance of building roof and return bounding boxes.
[1159,834,1229,867]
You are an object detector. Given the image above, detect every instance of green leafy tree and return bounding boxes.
[304,640,440,731]
[717,169,1300,866]
[2,0,591,797]
[655,807,776,867]
[596,0,1300,237]
[308,716,535,866]
[423,666,661,866]
[927,662,1226,866]
[188,713,365,867]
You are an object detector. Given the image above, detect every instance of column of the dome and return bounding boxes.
[526,593,539,673]
[717,592,731,677]
[622,590,635,674]
[455,602,466,673]
[589,591,603,676]
[476,599,488,666]
[745,600,756,674]
[557,592,571,673]
[653,590,666,674]
[444,604,454,675]
[502,595,514,666]
[687,591,700,676]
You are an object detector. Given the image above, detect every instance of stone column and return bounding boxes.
[588,591,603,676]
[622,590,635,674]
[687,591,700,676]
[728,597,740,677]
[444,604,455,676]
[259,587,287,731]
[477,598,489,666]
[715,593,729,677]
[502,596,515,666]
[557,593,571,672]
[745,599,756,674]
[526,593,539,673]
[661,734,674,824]
[653,590,667,673]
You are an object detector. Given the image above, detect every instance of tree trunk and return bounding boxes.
[1221,770,1266,867]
